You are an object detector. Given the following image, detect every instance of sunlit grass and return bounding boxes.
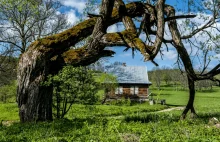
[0,85,220,141]
[0,103,18,121]
[151,85,220,113]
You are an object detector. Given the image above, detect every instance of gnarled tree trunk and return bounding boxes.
[17,0,116,122]
[17,46,55,122]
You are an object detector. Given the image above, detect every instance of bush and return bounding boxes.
[44,66,99,118]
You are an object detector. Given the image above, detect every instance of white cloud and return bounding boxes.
[107,24,118,33]
[163,50,178,60]
[107,23,125,33]
[59,0,86,13]
[155,48,178,61]
[65,9,79,25]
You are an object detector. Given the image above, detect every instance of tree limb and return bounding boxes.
[181,18,215,39]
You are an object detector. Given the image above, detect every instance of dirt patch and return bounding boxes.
[157,107,185,112]
[1,120,19,126]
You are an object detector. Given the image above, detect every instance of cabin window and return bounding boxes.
[115,86,123,95]
[130,86,139,95]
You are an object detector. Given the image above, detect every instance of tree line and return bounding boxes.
[149,66,218,91]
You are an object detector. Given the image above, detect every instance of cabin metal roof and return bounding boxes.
[106,66,152,84]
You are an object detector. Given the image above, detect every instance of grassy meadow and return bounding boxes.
[0,85,220,141]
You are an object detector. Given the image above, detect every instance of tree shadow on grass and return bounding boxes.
[198,96,220,99]
[160,93,172,96]
[165,104,185,107]
[124,113,180,123]
[196,89,219,93]
[124,111,220,124]
[197,112,220,121]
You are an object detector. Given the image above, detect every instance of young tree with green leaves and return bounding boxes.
[44,66,99,119]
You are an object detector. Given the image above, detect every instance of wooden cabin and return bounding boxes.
[106,65,152,101]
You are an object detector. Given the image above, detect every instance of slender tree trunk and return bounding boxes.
[181,76,197,119]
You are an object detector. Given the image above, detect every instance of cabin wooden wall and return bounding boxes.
[108,84,149,99]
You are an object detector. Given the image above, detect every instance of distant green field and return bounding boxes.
[151,86,220,114]
[0,86,220,141]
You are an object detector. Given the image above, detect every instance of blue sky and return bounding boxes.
[58,0,220,71]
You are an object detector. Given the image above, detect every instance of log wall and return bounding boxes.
[108,84,150,99]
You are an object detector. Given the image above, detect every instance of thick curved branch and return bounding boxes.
[62,48,115,66]
[100,30,153,58]
[31,2,192,52]
[197,64,220,80]
[51,0,116,67]
[100,30,136,46]
[150,0,165,60]
[24,1,200,69]
[86,0,115,53]
[140,4,156,43]
[165,15,196,21]
[165,5,197,80]
[115,0,139,58]
[31,2,145,50]
[115,0,137,32]
[165,6,220,81]
[210,78,220,86]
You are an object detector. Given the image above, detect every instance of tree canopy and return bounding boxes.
[0,0,70,76]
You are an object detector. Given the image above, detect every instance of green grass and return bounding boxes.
[1,114,220,141]
[66,103,166,119]
[151,86,220,113]
[0,103,18,121]
[0,86,220,141]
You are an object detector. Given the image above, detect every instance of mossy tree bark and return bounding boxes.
[17,45,60,122]
[17,0,220,122]
[17,0,117,122]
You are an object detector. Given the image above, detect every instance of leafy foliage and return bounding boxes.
[44,66,99,118]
